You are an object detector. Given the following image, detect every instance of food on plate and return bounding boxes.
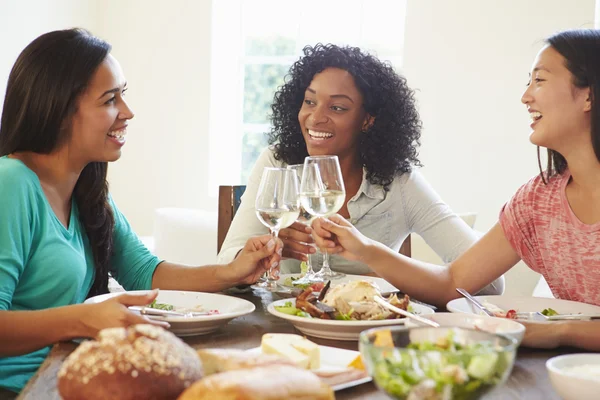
[480,301,517,319]
[177,364,335,400]
[482,302,561,319]
[148,299,175,311]
[541,308,559,316]
[369,332,512,400]
[196,348,293,375]
[282,276,325,291]
[58,325,202,400]
[147,299,219,315]
[261,333,320,369]
[196,342,366,392]
[276,280,411,321]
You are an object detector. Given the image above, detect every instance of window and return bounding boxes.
[209,0,407,192]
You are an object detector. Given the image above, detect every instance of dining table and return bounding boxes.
[17,288,574,400]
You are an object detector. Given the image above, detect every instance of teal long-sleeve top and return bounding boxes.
[0,156,161,393]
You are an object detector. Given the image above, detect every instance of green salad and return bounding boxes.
[275,300,416,322]
[369,333,513,400]
[274,301,313,318]
[148,300,174,311]
[541,308,559,316]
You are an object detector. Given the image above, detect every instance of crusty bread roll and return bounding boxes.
[178,364,335,400]
[196,348,293,374]
[58,324,202,400]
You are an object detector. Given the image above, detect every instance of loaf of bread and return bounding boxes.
[58,324,202,400]
[196,348,293,374]
[177,364,335,400]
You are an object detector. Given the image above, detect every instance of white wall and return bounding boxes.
[94,0,214,236]
[0,0,99,106]
[402,0,595,295]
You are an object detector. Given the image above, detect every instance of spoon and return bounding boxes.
[374,296,440,328]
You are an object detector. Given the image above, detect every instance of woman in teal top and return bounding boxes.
[0,29,281,396]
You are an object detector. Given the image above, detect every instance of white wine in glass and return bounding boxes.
[252,167,299,292]
[300,156,346,280]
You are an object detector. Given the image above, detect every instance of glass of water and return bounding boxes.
[299,156,346,280]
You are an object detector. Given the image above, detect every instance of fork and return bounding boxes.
[455,288,495,317]
[514,311,600,321]
[129,306,211,317]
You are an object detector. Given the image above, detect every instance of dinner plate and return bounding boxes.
[447,295,600,317]
[267,298,435,341]
[84,290,255,337]
[246,345,371,391]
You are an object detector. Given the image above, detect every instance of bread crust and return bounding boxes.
[58,324,202,400]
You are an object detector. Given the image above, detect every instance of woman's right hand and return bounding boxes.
[311,215,373,262]
[278,221,316,261]
[79,289,170,338]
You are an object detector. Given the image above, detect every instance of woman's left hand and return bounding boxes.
[228,235,283,285]
[519,320,565,349]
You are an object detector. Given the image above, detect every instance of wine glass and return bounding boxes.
[299,156,346,280]
[251,167,300,292]
[287,164,323,285]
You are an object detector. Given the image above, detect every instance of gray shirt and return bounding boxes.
[218,148,503,295]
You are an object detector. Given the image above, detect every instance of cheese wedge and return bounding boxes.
[347,354,365,370]
[261,333,320,370]
[373,329,394,347]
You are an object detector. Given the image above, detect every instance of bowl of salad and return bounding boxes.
[359,326,517,399]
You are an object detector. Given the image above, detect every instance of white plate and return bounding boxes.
[84,290,255,337]
[268,298,435,341]
[447,295,600,317]
[246,345,371,391]
[278,273,397,293]
[546,354,600,400]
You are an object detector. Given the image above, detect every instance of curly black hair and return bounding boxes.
[268,43,422,189]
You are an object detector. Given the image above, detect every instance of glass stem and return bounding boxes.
[267,229,280,281]
[321,251,332,273]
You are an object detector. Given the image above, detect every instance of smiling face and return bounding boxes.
[68,54,134,164]
[298,68,371,159]
[521,45,591,153]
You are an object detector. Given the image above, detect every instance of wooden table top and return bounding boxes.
[18,289,571,400]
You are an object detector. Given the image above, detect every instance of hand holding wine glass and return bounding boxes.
[252,167,300,291]
[300,156,346,279]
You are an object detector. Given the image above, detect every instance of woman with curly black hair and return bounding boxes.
[218,43,503,294]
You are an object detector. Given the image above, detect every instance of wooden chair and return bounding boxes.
[217,185,247,254]
[217,184,411,257]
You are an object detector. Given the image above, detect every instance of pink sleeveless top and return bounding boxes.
[500,171,600,306]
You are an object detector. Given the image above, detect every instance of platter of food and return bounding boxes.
[268,280,435,340]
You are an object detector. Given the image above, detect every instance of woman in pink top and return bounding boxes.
[310,29,600,350]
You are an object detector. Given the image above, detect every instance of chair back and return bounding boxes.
[399,235,411,257]
[217,184,410,257]
[217,185,247,253]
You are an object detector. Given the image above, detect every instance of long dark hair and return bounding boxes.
[268,43,422,189]
[0,28,114,297]
[539,29,600,182]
